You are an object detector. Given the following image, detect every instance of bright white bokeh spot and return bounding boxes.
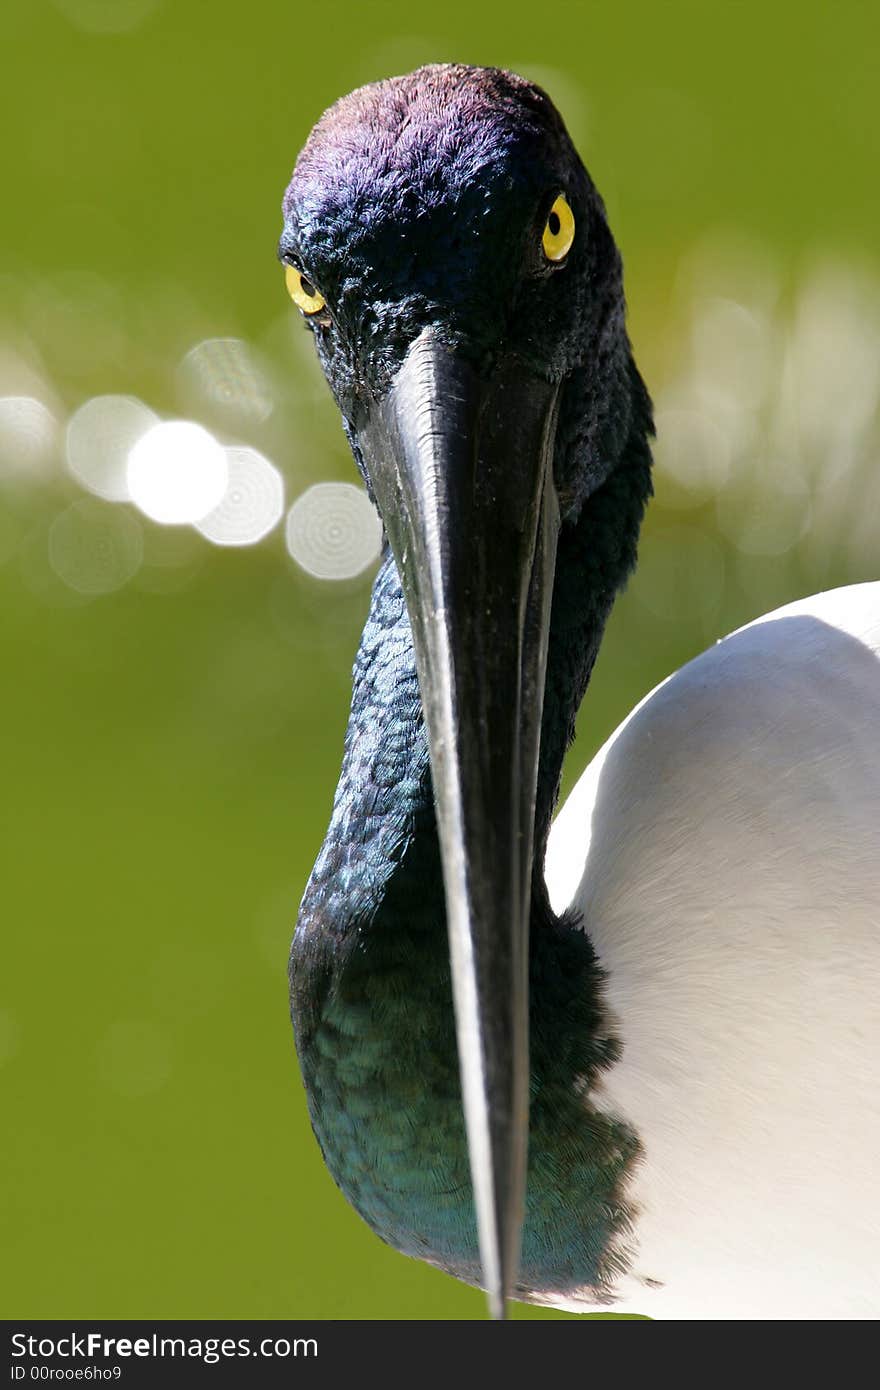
[66,394,158,501]
[286,482,382,580]
[180,337,273,423]
[127,420,227,525]
[0,396,59,479]
[48,499,143,596]
[196,446,284,547]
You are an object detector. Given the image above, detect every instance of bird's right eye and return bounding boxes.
[542,195,575,263]
[285,265,327,317]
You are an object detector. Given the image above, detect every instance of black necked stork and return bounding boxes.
[279,64,880,1320]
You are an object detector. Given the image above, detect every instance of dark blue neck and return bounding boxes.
[290,372,652,1300]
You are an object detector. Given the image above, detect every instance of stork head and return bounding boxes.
[280,63,631,1318]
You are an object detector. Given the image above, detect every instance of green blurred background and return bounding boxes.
[2,0,878,1320]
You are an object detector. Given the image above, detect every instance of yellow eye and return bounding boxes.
[542,195,575,263]
[285,264,327,316]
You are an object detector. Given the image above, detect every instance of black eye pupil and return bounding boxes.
[548,211,561,237]
[300,275,316,297]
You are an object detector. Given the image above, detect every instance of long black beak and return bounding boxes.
[357,327,561,1319]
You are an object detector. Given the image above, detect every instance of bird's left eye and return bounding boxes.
[285,265,327,316]
[542,195,575,263]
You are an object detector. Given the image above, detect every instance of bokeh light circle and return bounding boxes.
[286,483,382,580]
[48,499,143,596]
[127,421,227,525]
[180,338,273,423]
[0,396,59,479]
[66,394,158,501]
[196,446,284,547]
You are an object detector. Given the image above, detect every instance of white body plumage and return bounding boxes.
[546,583,880,1319]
